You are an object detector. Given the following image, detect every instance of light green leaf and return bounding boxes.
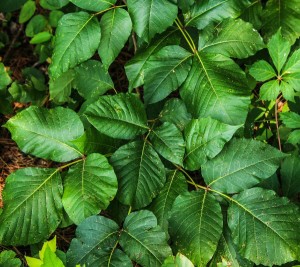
[74,60,114,99]
[202,138,287,194]
[120,210,172,267]
[150,122,185,165]
[19,0,36,23]
[30,31,52,44]
[228,187,300,266]
[49,12,101,79]
[284,72,300,91]
[144,45,192,104]
[249,60,277,82]
[149,170,188,233]
[199,18,264,59]
[280,80,295,102]
[67,215,131,266]
[260,79,280,101]
[98,8,132,69]
[4,106,84,162]
[185,0,250,29]
[41,247,64,267]
[0,251,21,267]
[127,0,177,42]
[0,168,62,245]
[281,111,300,128]
[267,29,290,73]
[180,54,250,125]
[110,140,166,209]
[162,253,194,267]
[283,49,300,75]
[262,0,300,44]
[85,93,148,140]
[0,63,12,90]
[184,118,240,171]
[169,191,223,267]
[69,0,116,12]
[281,155,300,198]
[26,15,48,37]
[287,129,300,144]
[62,154,118,225]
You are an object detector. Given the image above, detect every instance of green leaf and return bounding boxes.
[67,215,131,266]
[41,247,64,267]
[0,63,12,90]
[4,106,84,162]
[0,251,21,267]
[120,210,172,267]
[281,155,300,198]
[199,18,265,59]
[184,118,240,171]
[69,0,116,12]
[144,45,192,104]
[239,0,263,29]
[281,111,300,128]
[202,138,287,194]
[40,0,69,10]
[149,170,188,233]
[49,10,64,27]
[282,49,300,75]
[49,12,101,79]
[185,0,250,29]
[25,15,48,37]
[262,0,300,44]
[280,80,295,102]
[0,168,62,245]
[62,153,118,225]
[19,0,36,23]
[178,0,194,13]
[127,0,178,42]
[110,140,166,209]
[169,191,223,267]
[267,29,291,73]
[249,60,277,82]
[30,31,52,44]
[150,122,185,165]
[162,253,194,267]
[180,54,250,125]
[259,79,280,100]
[98,8,132,69]
[85,93,148,140]
[74,60,114,99]
[228,187,300,266]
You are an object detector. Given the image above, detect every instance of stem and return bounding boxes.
[93,5,126,17]
[174,19,196,53]
[58,158,84,171]
[128,206,132,215]
[275,98,282,151]
[176,165,199,190]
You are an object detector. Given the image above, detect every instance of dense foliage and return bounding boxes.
[0,0,300,266]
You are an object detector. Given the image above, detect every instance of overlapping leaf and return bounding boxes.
[69,0,116,12]
[0,251,21,267]
[0,63,12,90]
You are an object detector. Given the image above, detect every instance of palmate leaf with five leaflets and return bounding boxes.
[0,168,63,245]
[228,187,300,266]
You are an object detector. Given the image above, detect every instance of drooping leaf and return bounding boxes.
[127,0,178,42]
[62,153,118,225]
[162,253,194,267]
[74,60,114,99]
[0,63,12,90]
[144,45,192,104]
[281,111,300,128]
[149,170,188,233]
[150,122,185,165]
[185,0,250,30]
[199,18,265,59]
[69,0,116,12]
[202,138,287,194]
[281,155,300,198]
[262,0,300,44]
[4,106,84,162]
[98,8,132,69]
[249,60,277,82]
[0,251,21,267]
[259,79,280,100]
[120,210,172,267]
[180,54,250,125]
[67,215,131,266]
[110,140,166,209]
[169,191,223,267]
[85,93,148,140]
[49,12,101,79]
[228,187,300,266]
[0,168,62,245]
[184,118,240,170]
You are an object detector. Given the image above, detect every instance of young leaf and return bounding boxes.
[85,93,149,140]
[169,191,223,266]
[62,153,118,225]
[144,45,192,104]
[180,54,250,125]
[184,118,240,170]
[110,140,166,209]
[259,79,280,100]
[69,0,116,12]
[4,106,84,162]
[98,8,132,69]
[149,170,188,233]
[19,0,36,23]
[49,12,101,79]
[42,246,65,267]
[0,251,21,267]
[249,60,277,82]
[228,187,300,266]
[127,0,178,43]
[120,210,172,267]
[67,215,131,266]
[202,138,287,194]
[0,168,62,245]
[199,18,265,59]
[150,122,185,165]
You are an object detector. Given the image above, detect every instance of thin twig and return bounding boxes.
[275,98,282,151]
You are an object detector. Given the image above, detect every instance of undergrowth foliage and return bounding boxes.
[0,0,300,266]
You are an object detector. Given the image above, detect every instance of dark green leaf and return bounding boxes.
[249,60,277,82]
[0,251,21,267]
[178,0,194,13]
[281,155,300,198]
[0,63,12,90]
[69,0,116,12]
